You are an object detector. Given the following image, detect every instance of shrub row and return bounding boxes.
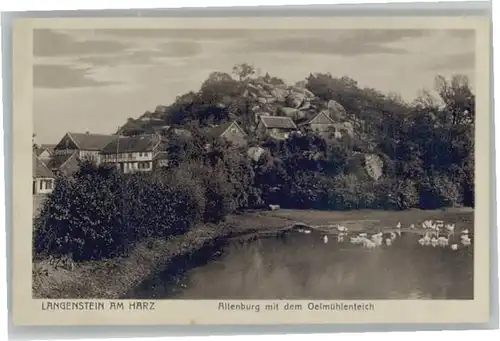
[33,152,250,261]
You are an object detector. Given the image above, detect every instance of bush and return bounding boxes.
[326,174,377,210]
[375,179,420,210]
[34,163,128,261]
[34,159,230,262]
[419,174,463,209]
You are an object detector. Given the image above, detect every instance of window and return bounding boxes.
[39,181,43,190]
[138,162,151,170]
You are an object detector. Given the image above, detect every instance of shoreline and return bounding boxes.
[32,207,474,299]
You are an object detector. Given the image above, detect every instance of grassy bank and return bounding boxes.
[32,208,474,299]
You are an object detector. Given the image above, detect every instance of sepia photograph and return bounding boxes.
[10,15,492,326]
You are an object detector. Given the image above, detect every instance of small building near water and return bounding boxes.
[52,132,117,164]
[34,144,56,163]
[255,115,298,140]
[206,121,248,147]
[33,153,55,195]
[100,134,163,173]
[300,111,336,134]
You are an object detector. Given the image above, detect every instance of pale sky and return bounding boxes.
[33,28,475,144]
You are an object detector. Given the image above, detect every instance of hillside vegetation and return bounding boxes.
[119,63,474,210]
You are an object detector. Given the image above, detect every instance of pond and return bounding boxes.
[128,223,474,300]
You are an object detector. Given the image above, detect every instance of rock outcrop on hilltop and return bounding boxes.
[117,69,386,179]
[120,73,358,138]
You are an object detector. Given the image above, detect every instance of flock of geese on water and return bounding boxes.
[297,220,472,251]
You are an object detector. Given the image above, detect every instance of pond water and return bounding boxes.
[129,225,474,300]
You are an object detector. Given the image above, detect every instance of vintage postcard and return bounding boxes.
[10,14,492,326]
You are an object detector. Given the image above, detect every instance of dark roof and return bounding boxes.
[47,152,76,170]
[33,153,55,179]
[35,144,56,156]
[154,151,169,160]
[34,146,43,156]
[259,116,298,130]
[67,132,117,151]
[41,144,56,153]
[308,111,335,124]
[101,134,159,154]
[206,121,246,139]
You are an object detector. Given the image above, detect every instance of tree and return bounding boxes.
[435,74,475,126]
[32,133,38,151]
[232,63,256,81]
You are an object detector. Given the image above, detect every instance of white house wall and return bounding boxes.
[33,177,54,195]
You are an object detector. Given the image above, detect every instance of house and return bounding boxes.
[255,115,298,140]
[100,134,163,173]
[33,153,55,195]
[300,111,336,134]
[47,151,80,177]
[35,144,56,163]
[53,132,118,164]
[153,151,170,169]
[206,121,247,147]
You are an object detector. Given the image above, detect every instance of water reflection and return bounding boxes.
[130,227,473,300]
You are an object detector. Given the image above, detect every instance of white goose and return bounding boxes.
[445,223,455,236]
[431,238,438,247]
[422,220,433,229]
[350,236,361,244]
[337,225,348,233]
[363,239,377,249]
[461,235,471,246]
[323,235,329,244]
[437,236,449,247]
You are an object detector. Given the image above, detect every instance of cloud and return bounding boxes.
[34,29,129,57]
[157,41,203,57]
[93,29,254,40]
[34,64,119,89]
[239,37,406,56]
[234,29,428,56]
[75,40,203,68]
[428,51,475,72]
[446,29,475,40]
[77,50,160,67]
[342,29,427,44]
